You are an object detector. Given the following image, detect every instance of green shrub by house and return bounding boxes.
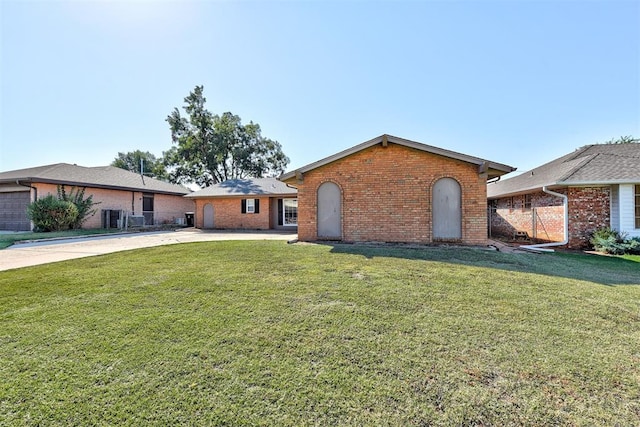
[590,227,640,255]
[26,195,78,232]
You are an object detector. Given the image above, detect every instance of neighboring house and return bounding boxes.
[184,178,298,230]
[0,163,194,231]
[279,134,515,245]
[487,143,640,248]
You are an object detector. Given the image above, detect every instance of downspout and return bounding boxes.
[520,186,568,253]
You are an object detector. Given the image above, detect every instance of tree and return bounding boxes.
[111,150,169,181]
[603,135,638,144]
[164,85,290,187]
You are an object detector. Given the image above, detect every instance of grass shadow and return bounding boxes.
[324,242,640,286]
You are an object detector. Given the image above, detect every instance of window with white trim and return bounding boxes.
[283,198,297,226]
[241,199,260,214]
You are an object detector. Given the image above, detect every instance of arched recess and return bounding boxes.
[432,177,462,240]
[317,182,342,239]
[203,203,214,229]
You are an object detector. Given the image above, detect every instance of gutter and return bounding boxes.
[520,186,568,253]
[16,179,37,199]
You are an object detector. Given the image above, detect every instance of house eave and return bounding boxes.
[0,178,190,196]
[280,134,516,182]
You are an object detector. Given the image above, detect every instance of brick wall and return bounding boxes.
[193,197,271,229]
[567,186,610,248]
[34,183,194,228]
[490,186,611,248]
[296,143,488,245]
[490,191,565,242]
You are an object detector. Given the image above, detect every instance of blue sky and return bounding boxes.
[1,0,638,179]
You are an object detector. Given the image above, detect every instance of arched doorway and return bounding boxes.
[432,178,462,240]
[317,182,341,239]
[203,203,214,229]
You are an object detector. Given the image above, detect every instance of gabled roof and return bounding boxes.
[185,177,296,198]
[487,143,640,198]
[0,163,191,195]
[279,134,516,182]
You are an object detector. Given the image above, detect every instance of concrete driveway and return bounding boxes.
[0,229,297,272]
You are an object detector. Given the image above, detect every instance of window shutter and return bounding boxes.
[254,199,260,214]
[241,199,246,214]
[277,199,283,226]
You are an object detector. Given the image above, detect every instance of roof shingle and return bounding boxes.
[488,143,640,198]
[0,163,191,195]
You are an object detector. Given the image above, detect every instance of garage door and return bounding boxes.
[0,191,31,231]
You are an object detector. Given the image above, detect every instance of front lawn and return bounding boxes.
[1,241,638,425]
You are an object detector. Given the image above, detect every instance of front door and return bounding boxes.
[142,193,154,226]
[432,178,462,240]
[317,182,341,239]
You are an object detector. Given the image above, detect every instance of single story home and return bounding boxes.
[279,134,515,245]
[487,142,640,248]
[184,177,298,230]
[0,163,194,231]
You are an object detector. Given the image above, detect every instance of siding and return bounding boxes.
[619,184,640,238]
[610,185,620,231]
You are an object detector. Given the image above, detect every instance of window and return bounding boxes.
[246,198,255,213]
[635,185,640,228]
[241,199,260,214]
[283,198,297,226]
[523,194,532,211]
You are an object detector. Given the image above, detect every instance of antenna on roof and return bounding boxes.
[140,158,145,185]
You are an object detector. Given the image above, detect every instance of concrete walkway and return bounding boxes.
[0,229,297,272]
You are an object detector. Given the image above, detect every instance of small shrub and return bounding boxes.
[590,227,639,255]
[627,237,640,255]
[27,195,79,232]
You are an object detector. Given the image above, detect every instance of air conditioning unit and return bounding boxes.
[129,215,145,227]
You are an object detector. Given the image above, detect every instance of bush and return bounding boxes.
[57,185,99,229]
[590,227,640,255]
[27,195,79,232]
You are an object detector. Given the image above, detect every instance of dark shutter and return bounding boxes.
[241,199,246,214]
[277,199,283,226]
[254,199,260,214]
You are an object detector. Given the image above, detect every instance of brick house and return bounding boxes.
[184,178,297,230]
[279,134,515,245]
[0,163,194,231]
[487,143,640,248]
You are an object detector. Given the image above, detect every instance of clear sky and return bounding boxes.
[1,0,639,179]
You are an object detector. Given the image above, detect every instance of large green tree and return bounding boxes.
[164,86,289,187]
[111,150,169,181]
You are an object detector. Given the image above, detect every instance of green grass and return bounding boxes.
[0,229,121,249]
[1,241,639,425]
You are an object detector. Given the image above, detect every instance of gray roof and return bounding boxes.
[280,134,516,182]
[185,177,297,198]
[0,163,191,195]
[488,143,640,198]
